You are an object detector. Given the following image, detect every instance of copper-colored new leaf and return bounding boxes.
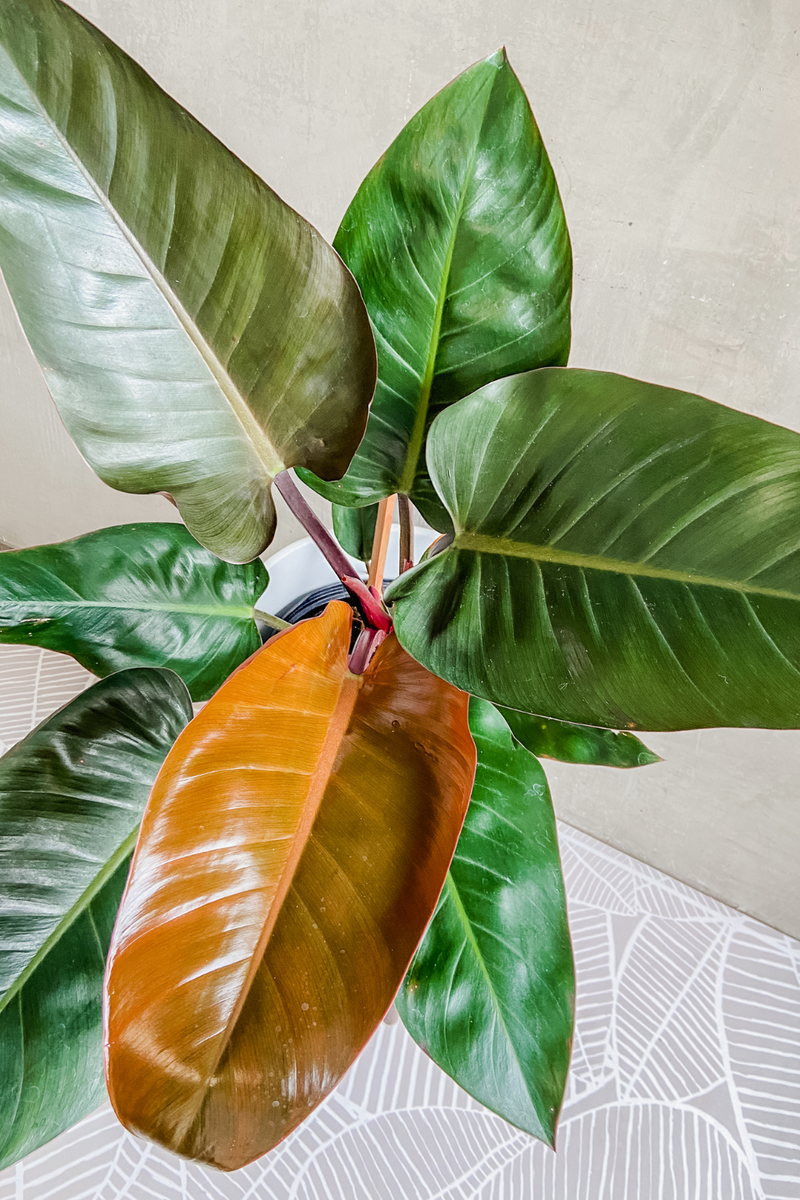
[104,602,475,1170]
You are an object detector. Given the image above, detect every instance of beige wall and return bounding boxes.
[1,0,799,931]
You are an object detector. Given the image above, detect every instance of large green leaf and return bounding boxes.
[388,368,800,731]
[497,707,660,768]
[0,0,376,564]
[0,668,192,1169]
[299,49,571,529]
[397,699,573,1146]
[0,523,268,700]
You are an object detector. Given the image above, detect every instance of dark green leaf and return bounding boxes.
[0,0,376,564]
[397,699,573,1146]
[497,707,661,768]
[332,502,378,562]
[388,368,800,730]
[0,668,192,1169]
[0,524,267,700]
[299,48,571,529]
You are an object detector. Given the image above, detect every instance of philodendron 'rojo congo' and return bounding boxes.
[0,0,797,1174]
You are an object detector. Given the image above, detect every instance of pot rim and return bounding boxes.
[258,525,438,614]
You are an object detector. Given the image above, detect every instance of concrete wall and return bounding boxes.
[1,0,799,930]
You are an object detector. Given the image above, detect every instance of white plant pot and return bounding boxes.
[257,525,439,617]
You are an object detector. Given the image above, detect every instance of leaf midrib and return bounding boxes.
[396,75,495,496]
[454,532,800,602]
[0,825,138,1017]
[0,599,255,619]
[7,44,284,481]
[443,866,544,1127]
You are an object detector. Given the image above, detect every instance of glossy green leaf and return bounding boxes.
[497,707,661,768]
[388,368,800,731]
[0,0,376,564]
[332,501,378,562]
[299,48,571,529]
[0,524,268,700]
[397,699,573,1146]
[0,668,192,1169]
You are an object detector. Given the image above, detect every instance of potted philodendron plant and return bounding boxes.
[0,0,798,1175]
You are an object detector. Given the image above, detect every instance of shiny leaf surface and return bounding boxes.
[497,707,661,768]
[0,669,192,1169]
[105,602,476,1170]
[388,368,800,730]
[332,501,379,563]
[0,0,376,563]
[299,48,571,528]
[0,524,267,700]
[397,699,574,1146]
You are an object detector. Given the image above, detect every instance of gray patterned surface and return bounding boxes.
[0,645,798,1199]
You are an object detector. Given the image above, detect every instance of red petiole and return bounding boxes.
[273,471,394,672]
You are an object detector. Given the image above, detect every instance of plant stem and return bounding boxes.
[253,609,292,631]
[348,626,387,675]
[340,577,393,632]
[368,495,396,591]
[274,471,358,581]
[397,493,412,572]
[273,471,391,634]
